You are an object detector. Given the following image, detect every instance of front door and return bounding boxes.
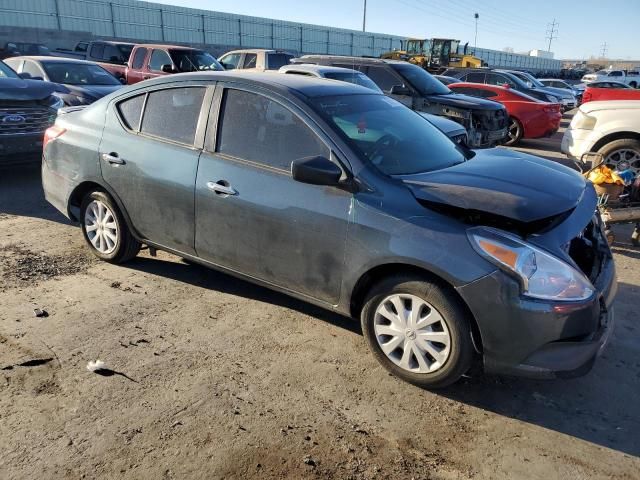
[195,86,351,304]
[100,85,210,255]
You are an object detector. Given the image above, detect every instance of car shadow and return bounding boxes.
[438,280,640,457]
[0,163,73,225]
[123,255,639,457]
[120,255,361,336]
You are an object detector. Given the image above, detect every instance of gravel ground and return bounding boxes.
[1,125,639,479]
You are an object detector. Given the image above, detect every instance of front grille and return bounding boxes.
[474,108,508,132]
[0,107,55,136]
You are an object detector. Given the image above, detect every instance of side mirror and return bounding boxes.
[18,72,32,79]
[389,84,412,96]
[292,156,342,187]
[161,64,177,74]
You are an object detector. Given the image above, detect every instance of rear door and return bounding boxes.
[99,84,212,254]
[194,85,351,304]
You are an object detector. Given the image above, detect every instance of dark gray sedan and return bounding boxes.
[5,56,123,105]
[42,72,616,388]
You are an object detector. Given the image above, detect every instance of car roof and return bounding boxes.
[580,100,640,112]
[127,71,375,98]
[223,49,293,55]
[135,44,203,50]
[93,41,136,46]
[297,55,408,65]
[280,64,360,74]
[7,56,98,65]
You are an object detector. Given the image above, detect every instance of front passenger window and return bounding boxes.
[141,87,206,145]
[216,89,329,171]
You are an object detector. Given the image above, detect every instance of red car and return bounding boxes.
[582,81,640,103]
[449,83,561,145]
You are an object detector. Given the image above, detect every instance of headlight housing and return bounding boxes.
[47,94,65,110]
[468,227,594,302]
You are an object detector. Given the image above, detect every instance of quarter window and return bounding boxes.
[216,89,328,171]
[149,49,172,72]
[140,88,206,145]
[131,48,147,69]
[117,94,146,131]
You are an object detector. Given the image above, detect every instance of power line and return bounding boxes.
[545,18,558,51]
[600,42,608,58]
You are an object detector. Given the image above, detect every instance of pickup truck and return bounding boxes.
[125,44,223,84]
[53,41,135,81]
[218,49,295,71]
[581,69,640,88]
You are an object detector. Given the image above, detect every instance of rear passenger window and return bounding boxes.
[117,94,146,130]
[216,89,328,171]
[365,66,401,92]
[141,88,205,145]
[243,53,257,68]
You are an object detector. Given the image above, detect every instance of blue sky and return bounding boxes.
[151,0,639,60]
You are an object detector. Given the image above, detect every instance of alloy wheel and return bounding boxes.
[84,200,119,254]
[604,149,640,176]
[507,118,521,144]
[373,294,451,374]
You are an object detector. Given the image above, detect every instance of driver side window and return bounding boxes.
[219,53,241,70]
[149,50,172,72]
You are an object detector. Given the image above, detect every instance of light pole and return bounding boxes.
[474,13,479,52]
[363,0,367,32]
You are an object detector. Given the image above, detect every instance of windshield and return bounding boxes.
[170,50,223,72]
[0,61,19,79]
[324,72,382,92]
[390,63,451,96]
[312,94,466,176]
[42,62,121,85]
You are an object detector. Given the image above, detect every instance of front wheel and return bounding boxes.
[597,138,640,176]
[360,275,474,389]
[80,191,140,263]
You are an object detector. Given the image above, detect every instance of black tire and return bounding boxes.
[630,82,637,89]
[504,117,523,146]
[597,138,640,170]
[360,274,474,389]
[80,190,140,263]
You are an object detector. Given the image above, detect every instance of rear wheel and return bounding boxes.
[504,117,523,146]
[360,275,474,389]
[630,82,637,89]
[80,191,140,263]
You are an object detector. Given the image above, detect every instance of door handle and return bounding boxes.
[206,181,237,196]
[101,152,125,165]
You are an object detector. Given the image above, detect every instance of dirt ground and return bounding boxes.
[1,122,640,479]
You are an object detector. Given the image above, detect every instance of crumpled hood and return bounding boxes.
[0,77,56,101]
[427,92,504,111]
[399,148,586,223]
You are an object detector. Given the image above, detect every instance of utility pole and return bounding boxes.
[362,0,367,32]
[545,18,558,52]
[600,42,608,59]
[474,13,479,52]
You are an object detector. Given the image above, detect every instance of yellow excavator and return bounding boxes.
[382,38,484,73]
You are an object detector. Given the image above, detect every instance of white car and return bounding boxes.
[561,100,640,174]
[581,69,640,88]
[218,49,294,72]
[279,64,468,145]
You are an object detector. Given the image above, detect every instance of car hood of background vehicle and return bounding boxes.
[399,148,586,223]
[427,92,504,111]
[61,84,122,99]
[0,77,55,101]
